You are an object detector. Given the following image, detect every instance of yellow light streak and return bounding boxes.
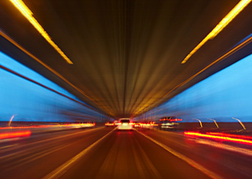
[181,0,251,64]
[10,0,73,64]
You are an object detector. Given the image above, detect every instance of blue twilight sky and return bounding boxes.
[0,51,102,122]
[136,53,252,122]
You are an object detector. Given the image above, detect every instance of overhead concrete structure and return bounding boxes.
[0,0,252,118]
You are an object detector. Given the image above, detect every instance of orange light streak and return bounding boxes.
[10,0,73,64]
[181,0,252,64]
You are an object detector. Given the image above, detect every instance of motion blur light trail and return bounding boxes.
[184,132,252,145]
[0,123,95,130]
[10,0,73,64]
[1,127,252,178]
[0,130,31,140]
[181,0,252,64]
[208,132,252,140]
[196,139,252,157]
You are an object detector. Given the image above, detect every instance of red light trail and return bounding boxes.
[184,131,252,145]
[0,130,31,140]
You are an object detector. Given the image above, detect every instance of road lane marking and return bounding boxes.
[0,127,105,160]
[4,140,85,170]
[43,128,117,179]
[2,144,65,169]
[131,140,146,179]
[0,144,18,150]
[133,136,163,179]
[27,126,105,147]
[195,138,252,156]
[95,134,120,179]
[134,129,223,179]
[151,130,189,148]
[155,129,183,136]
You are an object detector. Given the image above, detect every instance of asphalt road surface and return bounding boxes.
[0,127,251,179]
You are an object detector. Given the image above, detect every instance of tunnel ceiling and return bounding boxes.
[0,0,252,118]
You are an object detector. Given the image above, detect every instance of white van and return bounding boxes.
[117,118,133,130]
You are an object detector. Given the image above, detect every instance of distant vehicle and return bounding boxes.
[159,116,181,130]
[134,122,141,128]
[117,118,133,130]
[132,121,155,128]
[139,121,151,129]
[105,121,115,127]
[114,120,120,126]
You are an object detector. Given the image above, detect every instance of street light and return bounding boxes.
[207,118,219,128]
[192,118,203,128]
[8,114,16,127]
[232,117,246,130]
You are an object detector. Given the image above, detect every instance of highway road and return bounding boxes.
[0,127,252,179]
